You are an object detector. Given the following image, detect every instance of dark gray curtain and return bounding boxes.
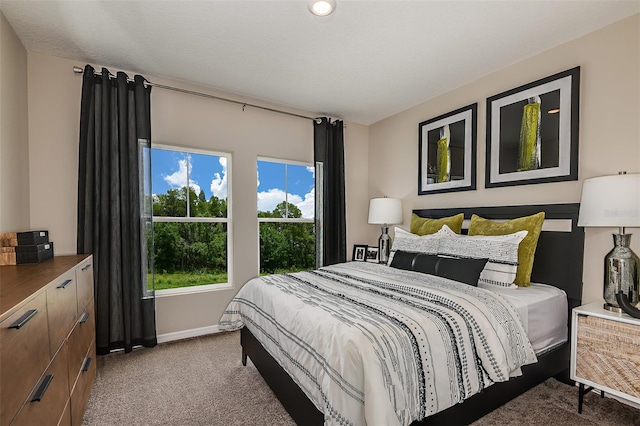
[314,118,346,266]
[77,65,157,355]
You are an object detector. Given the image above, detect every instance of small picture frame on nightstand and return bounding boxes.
[365,246,379,263]
[352,244,368,262]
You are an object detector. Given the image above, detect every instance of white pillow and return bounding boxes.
[387,227,444,265]
[437,225,528,288]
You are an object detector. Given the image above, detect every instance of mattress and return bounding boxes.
[481,282,568,354]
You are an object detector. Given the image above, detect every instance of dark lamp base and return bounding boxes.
[603,233,639,311]
[378,226,391,264]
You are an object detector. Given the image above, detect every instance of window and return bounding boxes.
[257,158,315,275]
[148,145,231,293]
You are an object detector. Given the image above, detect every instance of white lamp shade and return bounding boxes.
[368,198,403,225]
[578,173,640,227]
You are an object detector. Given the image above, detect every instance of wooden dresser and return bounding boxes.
[0,255,96,426]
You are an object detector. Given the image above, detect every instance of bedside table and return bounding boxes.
[570,302,640,413]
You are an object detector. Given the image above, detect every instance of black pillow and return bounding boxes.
[412,253,438,275]
[389,251,487,287]
[389,250,419,271]
[434,256,489,286]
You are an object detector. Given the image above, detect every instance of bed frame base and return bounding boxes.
[241,326,325,425]
[416,344,570,425]
[242,326,570,425]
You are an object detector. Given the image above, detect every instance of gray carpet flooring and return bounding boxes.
[83,331,640,426]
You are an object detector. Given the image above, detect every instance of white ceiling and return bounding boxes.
[1,1,638,125]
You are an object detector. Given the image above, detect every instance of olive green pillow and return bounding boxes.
[410,213,464,236]
[468,212,545,287]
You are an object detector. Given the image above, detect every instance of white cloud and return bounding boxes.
[164,157,201,194]
[210,157,228,198]
[306,166,315,179]
[296,187,315,219]
[256,163,315,219]
[257,187,315,219]
[258,188,295,213]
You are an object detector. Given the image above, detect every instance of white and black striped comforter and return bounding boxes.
[220,262,536,426]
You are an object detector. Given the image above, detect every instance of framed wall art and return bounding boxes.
[418,103,477,195]
[486,66,580,188]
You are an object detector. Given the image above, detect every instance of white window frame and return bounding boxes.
[257,157,315,274]
[151,143,233,296]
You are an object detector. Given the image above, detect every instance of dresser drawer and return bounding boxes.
[67,304,94,390]
[70,340,96,426]
[12,344,70,426]
[576,314,640,399]
[75,260,93,313]
[0,292,50,426]
[46,270,78,356]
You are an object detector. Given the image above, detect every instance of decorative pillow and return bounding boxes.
[388,250,486,286]
[468,212,545,287]
[434,256,489,286]
[388,227,442,265]
[389,251,439,274]
[412,253,439,275]
[389,250,420,271]
[437,225,527,288]
[410,213,464,236]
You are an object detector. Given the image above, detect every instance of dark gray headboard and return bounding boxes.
[412,203,584,310]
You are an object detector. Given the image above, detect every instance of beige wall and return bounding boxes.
[25,52,370,335]
[368,14,640,305]
[0,13,30,232]
[344,122,370,253]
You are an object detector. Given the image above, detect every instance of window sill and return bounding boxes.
[154,282,233,298]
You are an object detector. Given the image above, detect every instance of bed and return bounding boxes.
[221,204,584,425]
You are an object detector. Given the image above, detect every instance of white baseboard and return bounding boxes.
[157,324,222,344]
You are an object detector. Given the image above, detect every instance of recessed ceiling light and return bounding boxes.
[309,0,336,17]
[548,109,560,114]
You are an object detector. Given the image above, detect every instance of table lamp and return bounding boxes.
[578,172,640,317]
[368,197,403,264]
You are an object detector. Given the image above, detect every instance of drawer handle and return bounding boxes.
[79,312,90,323]
[31,374,54,402]
[8,309,38,329]
[82,263,92,271]
[82,357,92,372]
[57,279,73,289]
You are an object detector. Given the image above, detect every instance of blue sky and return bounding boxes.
[151,149,314,218]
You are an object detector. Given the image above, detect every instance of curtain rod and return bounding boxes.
[73,66,322,122]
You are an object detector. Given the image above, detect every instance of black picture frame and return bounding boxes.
[352,244,368,262]
[486,67,580,188]
[365,246,379,263]
[418,103,477,195]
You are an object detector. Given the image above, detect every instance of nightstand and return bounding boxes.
[570,302,640,413]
